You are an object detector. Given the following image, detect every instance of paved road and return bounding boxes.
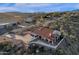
[29,38,64,49]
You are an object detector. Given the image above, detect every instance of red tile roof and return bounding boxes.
[31,27,54,41]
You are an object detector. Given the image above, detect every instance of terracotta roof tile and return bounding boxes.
[31,27,54,41]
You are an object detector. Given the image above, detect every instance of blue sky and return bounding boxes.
[0,3,79,13]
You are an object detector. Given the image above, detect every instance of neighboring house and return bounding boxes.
[24,17,36,24]
[25,18,33,23]
[0,19,18,28]
[21,17,36,27]
[0,19,18,35]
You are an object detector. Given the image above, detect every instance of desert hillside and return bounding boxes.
[0,11,79,55]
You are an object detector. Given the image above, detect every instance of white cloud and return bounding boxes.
[0,7,16,11]
[15,3,52,7]
[0,7,17,12]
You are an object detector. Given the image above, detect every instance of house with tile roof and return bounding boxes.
[28,26,64,48]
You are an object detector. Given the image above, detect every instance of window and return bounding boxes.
[0,25,4,29]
